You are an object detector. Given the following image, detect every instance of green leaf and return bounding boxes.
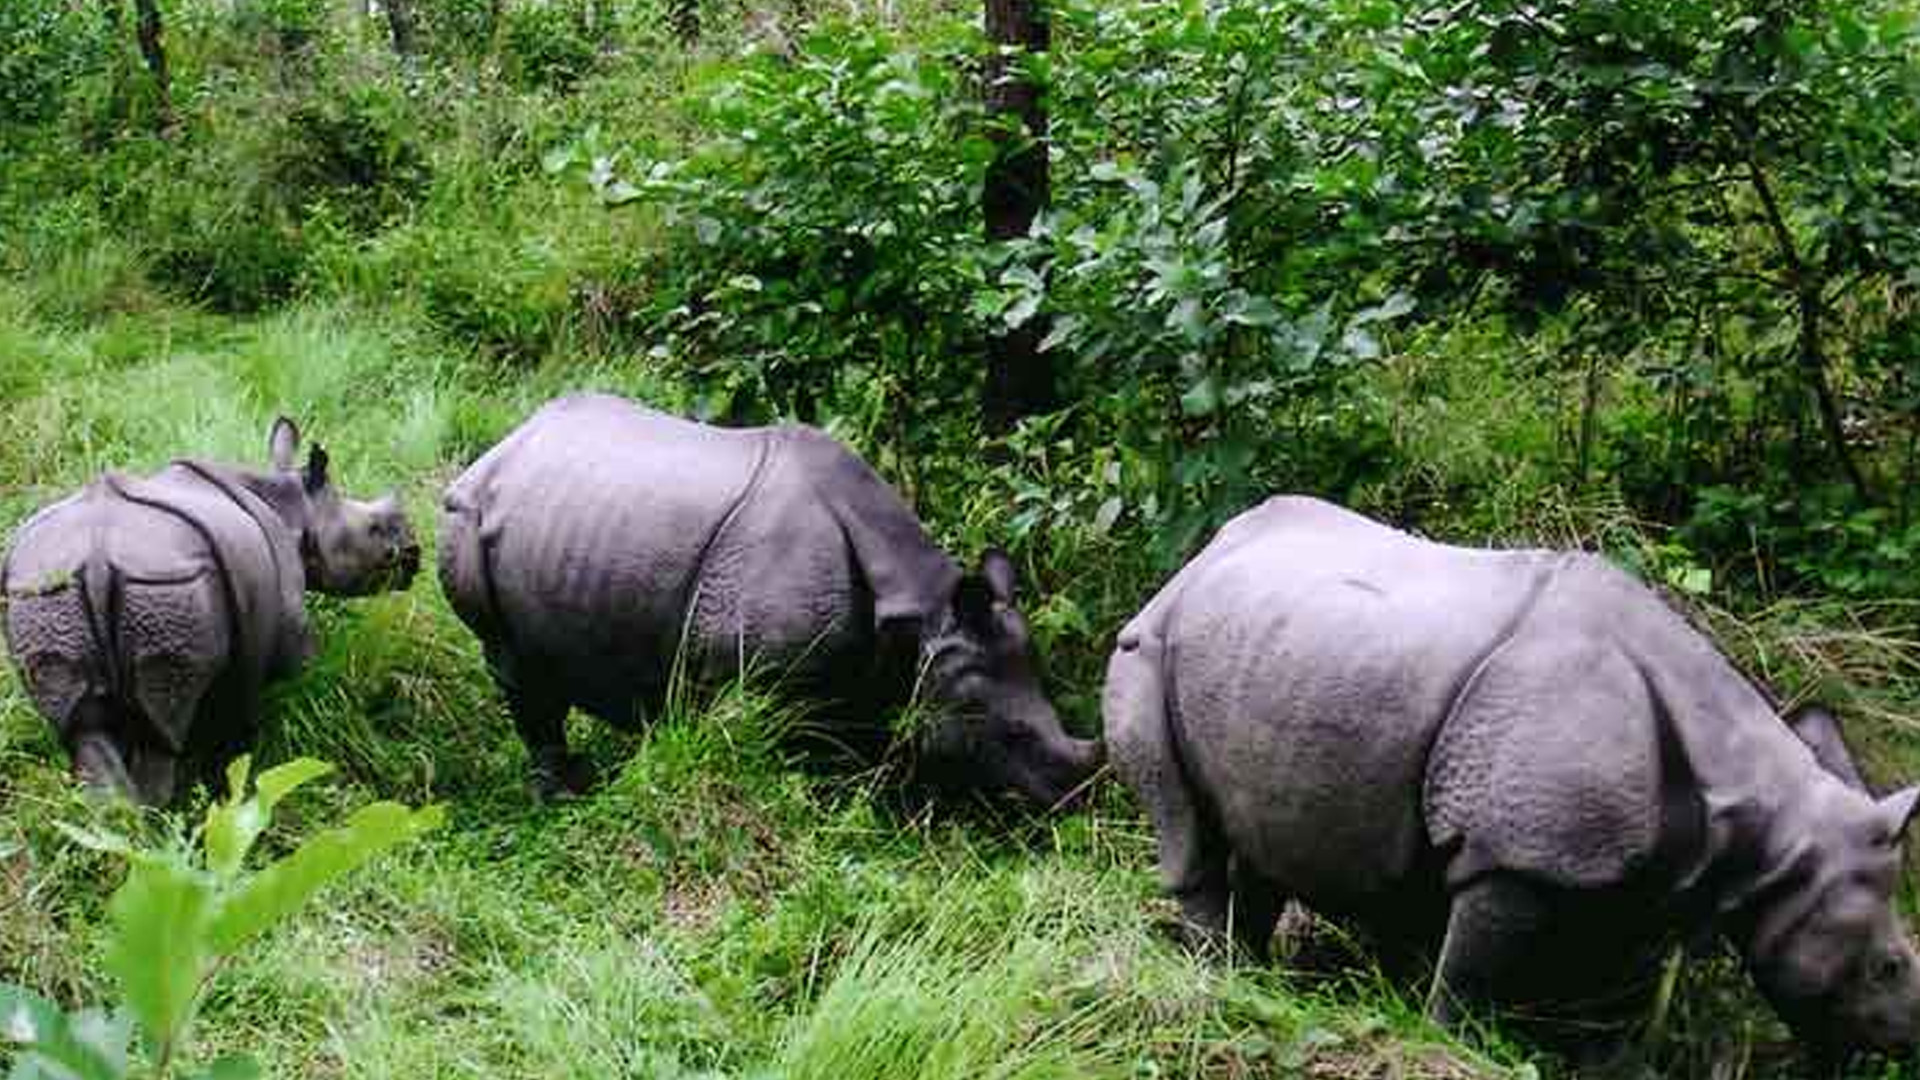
[1340,325,1381,361]
[1003,290,1042,329]
[206,802,444,955]
[103,856,215,1058]
[1092,497,1123,535]
[1180,376,1221,418]
[253,758,333,815]
[2,985,128,1080]
[1673,566,1713,596]
[1351,292,1416,325]
[205,758,333,881]
[51,823,133,858]
[600,180,642,207]
[1834,11,1868,53]
[539,143,577,176]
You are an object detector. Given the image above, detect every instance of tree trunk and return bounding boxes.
[101,0,130,127]
[384,0,415,57]
[981,0,1056,430]
[131,0,172,133]
[670,0,699,44]
[1747,152,1872,504]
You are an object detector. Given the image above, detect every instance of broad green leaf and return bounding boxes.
[1003,290,1042,329]
[207,802,444,955]
[1180,376,1220,418]
[103,856,215,1054]
[3,983,130,1080]
[255,759,333,813]
[206,758,333,880]
[1351,292,1416,325]
[539,143,576,176]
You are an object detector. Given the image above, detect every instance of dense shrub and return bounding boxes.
[550,22,995,424]
[0,0,109,131]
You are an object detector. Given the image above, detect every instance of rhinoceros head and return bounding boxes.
[268,418,421,596]
[1743,762,1920,1056]
[910,551,1102,810]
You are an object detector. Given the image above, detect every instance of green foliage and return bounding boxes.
[498,1,602,91]
[2,758,441,1079]
[551,20,993,421]
[0,0,109,132]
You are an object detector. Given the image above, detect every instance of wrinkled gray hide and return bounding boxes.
[1107,495,1920,1055]
[438,393,1099,807]
[1,420,421,805]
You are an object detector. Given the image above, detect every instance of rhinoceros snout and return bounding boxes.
[1021,735,1104,811]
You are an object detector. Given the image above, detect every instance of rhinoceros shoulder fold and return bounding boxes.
[112,462,311,682]
[779,425,960,629]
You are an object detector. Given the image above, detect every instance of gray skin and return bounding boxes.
[1107,495,1920,1057]
[438,393,1100,807]
[1,419,421,805]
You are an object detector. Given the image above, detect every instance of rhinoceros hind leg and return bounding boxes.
[66,700,137,802]
[1226,856,1285,962]
[1106,640,1243,953]
[489,645,591,800]
[1427,873,1553,1031]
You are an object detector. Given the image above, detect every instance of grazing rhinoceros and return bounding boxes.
[1107,495,1920,1056]
[438,393,1100,806]
[2,419,421,805]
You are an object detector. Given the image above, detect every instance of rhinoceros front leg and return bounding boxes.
[1426,873,1553,1030]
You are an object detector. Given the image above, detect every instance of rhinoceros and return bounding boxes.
[1107,495,1920,1055]
[2,419,421,805]
[438,393,1100,805]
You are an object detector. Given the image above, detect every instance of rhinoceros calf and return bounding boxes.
[1108,495,1920,1055]
[439,393,1100,805]
[2,419,421,805]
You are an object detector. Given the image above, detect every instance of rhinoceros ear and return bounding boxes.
[981,549,1017,605]
[303,444,331,494]
[1786,702,1868,792]
[952,575,996,637]
[1879,786,1920,844]
[269,417,301,471]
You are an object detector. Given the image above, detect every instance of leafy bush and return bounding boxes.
[270,82,429,231]
[551,21,995,422]
[0,0,109,132]
[0,758,441,1080]
[499,1,601,91]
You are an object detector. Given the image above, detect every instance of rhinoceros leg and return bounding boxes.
[65,699,137,801]
[1226,856,1285,961]
[1427,873,1555,1030]
[1108,638,1272,956]
[487,643,592,799]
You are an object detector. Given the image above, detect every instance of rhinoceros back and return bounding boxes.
[2,465,299,751]
[1154,496,1561,908]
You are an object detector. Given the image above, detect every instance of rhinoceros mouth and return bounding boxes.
[389,544,423,589]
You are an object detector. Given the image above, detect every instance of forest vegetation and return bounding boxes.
[2,0,1919,1075]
